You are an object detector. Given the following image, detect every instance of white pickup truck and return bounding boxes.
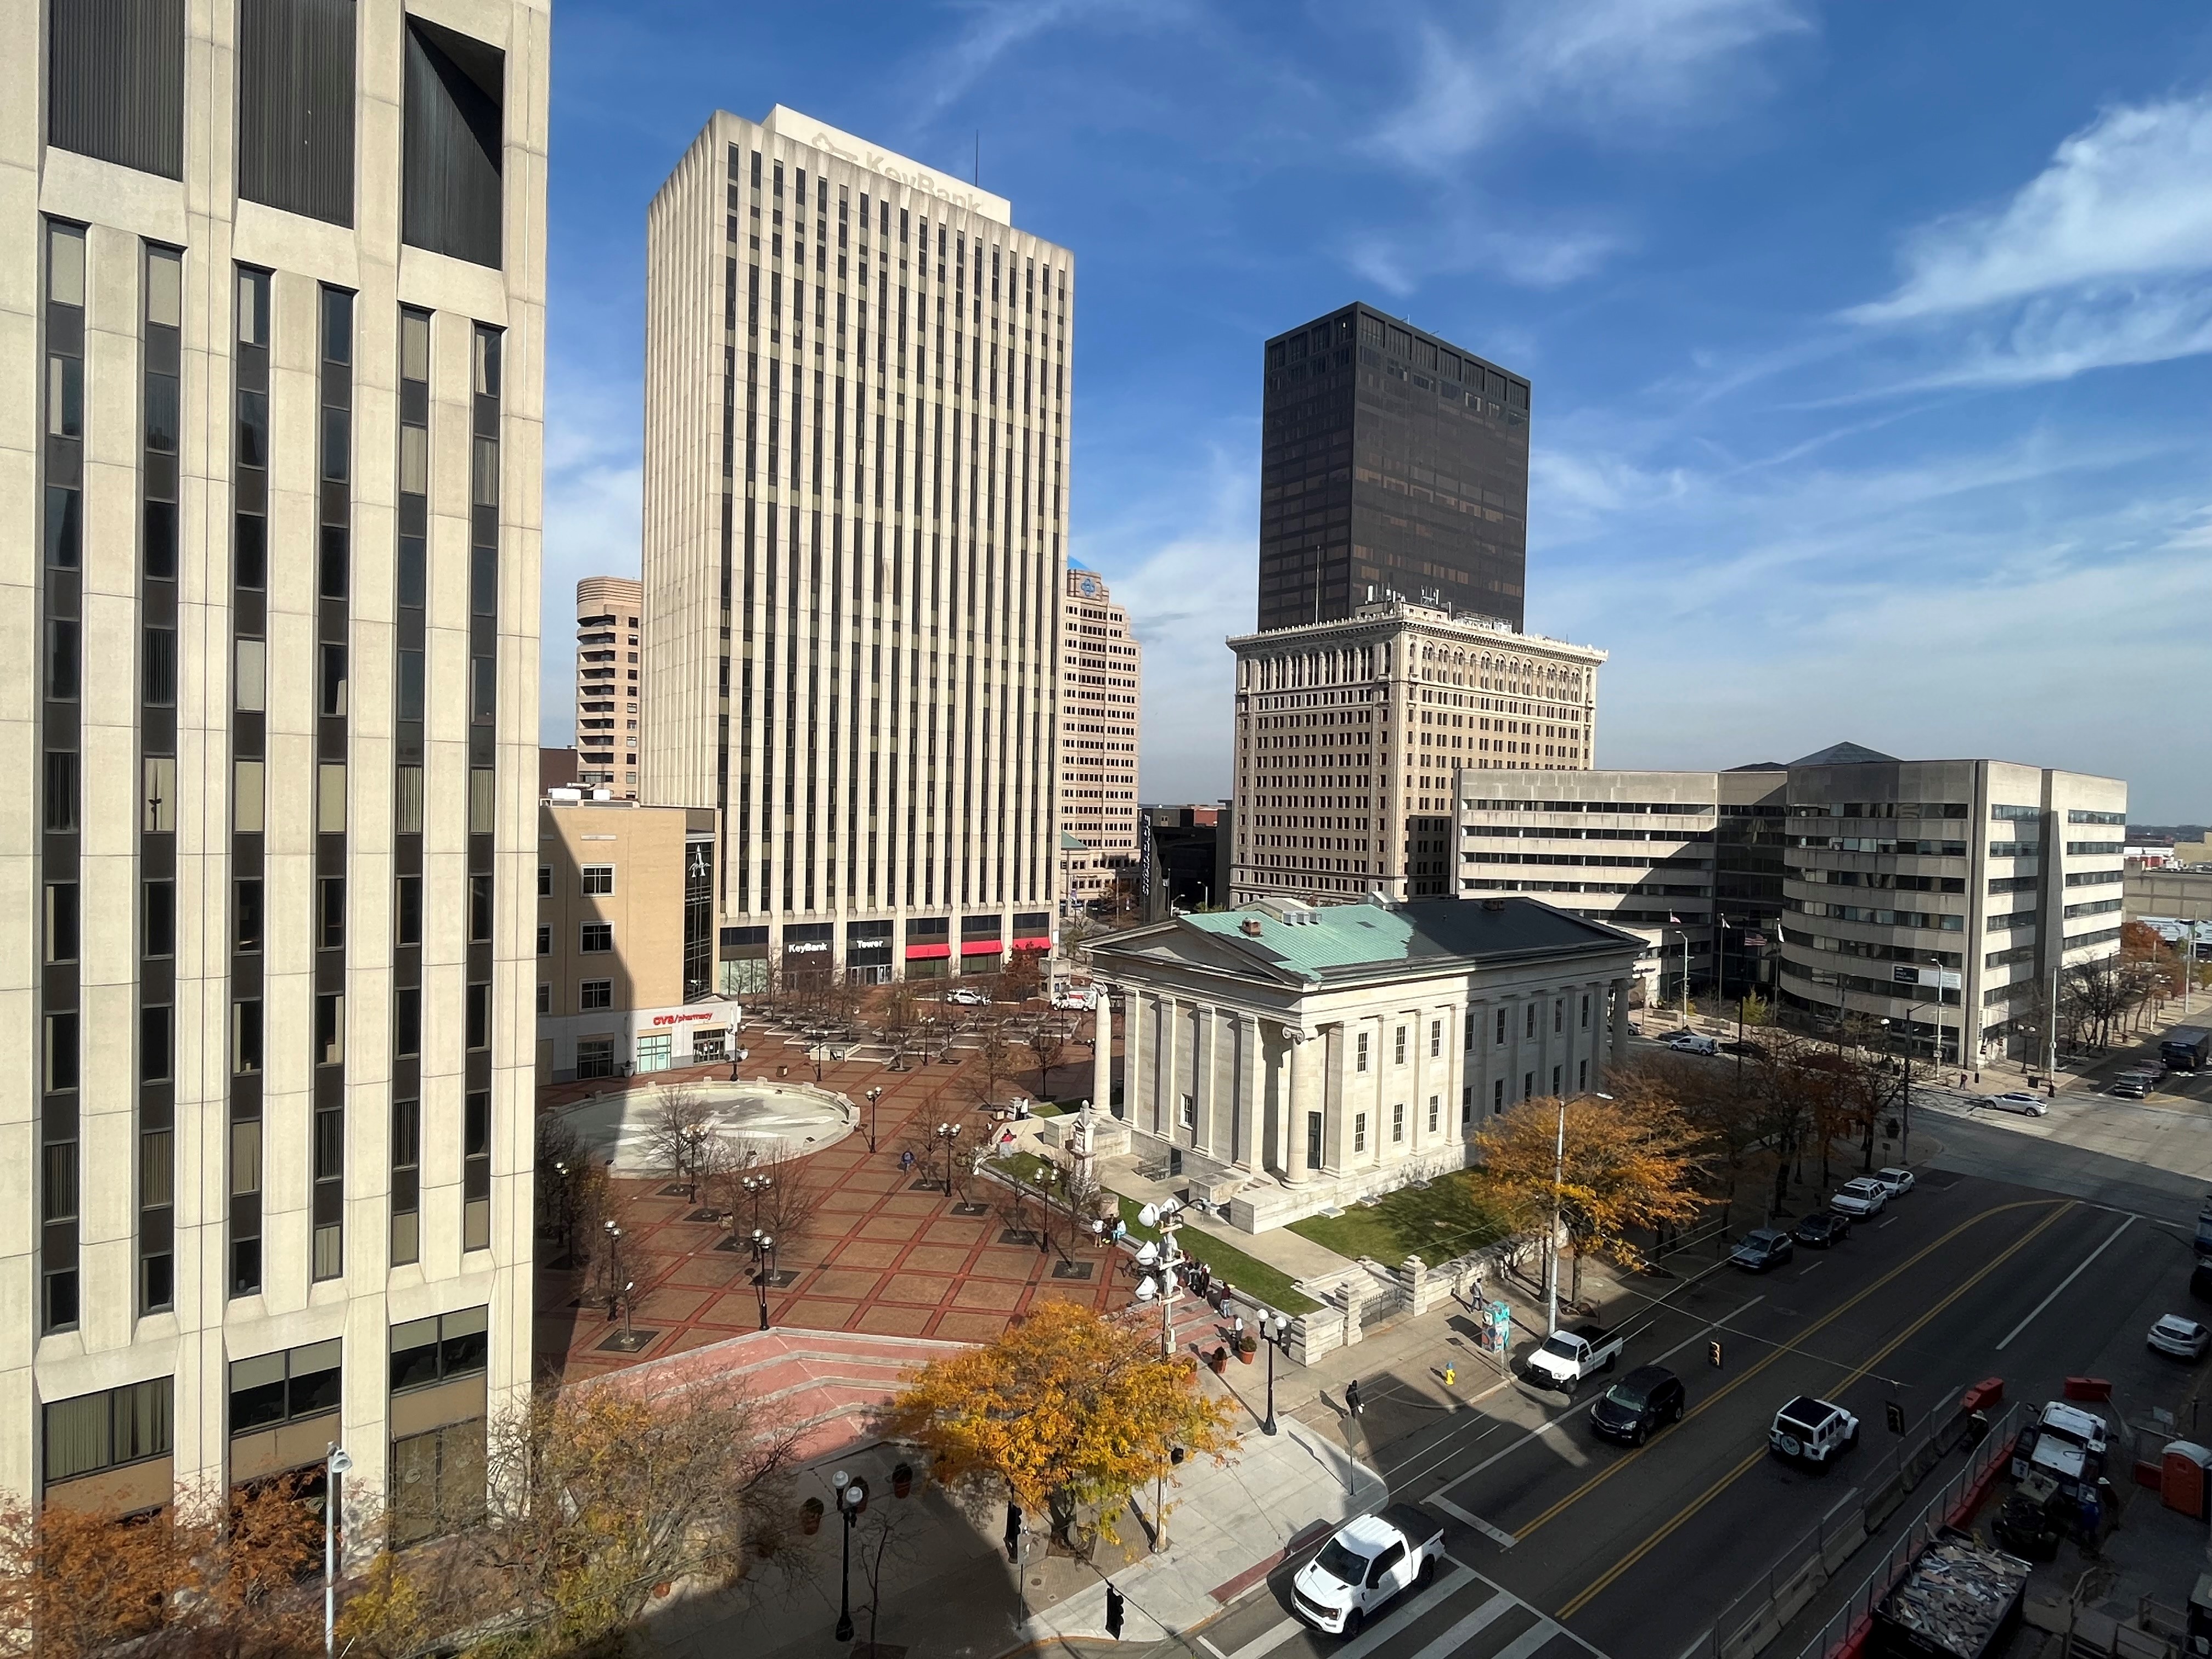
[1290,1504,1447,1636]
[1527,1323,1625,1391]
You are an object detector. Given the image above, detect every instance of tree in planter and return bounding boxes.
[640,1086,719,1197]
[851,1488,930,1658]
[340,1381,804,1659]
[881,981,919,1058]
[698,1136,825,1249]
[877,1301,1237,1554]
[1739,990,1773,1028]
[965,1022,1018,1115]
[1472,1093,1707,1302]
[1026,1019,1070,1103]
[535,1114,613,1270]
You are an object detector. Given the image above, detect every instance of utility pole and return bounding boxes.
[1544,1096,1565,1335]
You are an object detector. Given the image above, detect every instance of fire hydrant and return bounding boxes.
[1442,1361,1457,1389]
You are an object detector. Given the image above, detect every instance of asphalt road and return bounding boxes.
[1180,1165,2211,1659]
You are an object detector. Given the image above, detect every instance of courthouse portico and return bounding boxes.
[1087,895,1643,1232]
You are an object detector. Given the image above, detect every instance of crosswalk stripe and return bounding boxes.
[1329,1567,1474,1659]
[1398,1590,1514,1659]
[1491,1625,1567,1659]
[1217,1618,1298,1659]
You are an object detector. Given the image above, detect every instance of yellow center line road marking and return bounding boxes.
[1503,1198,2069,1543]
[1552,1198,2075,1622]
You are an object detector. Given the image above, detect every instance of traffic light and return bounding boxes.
[1886,1400,1905,1435]
[1170,1445,1186,1466]
[1708,1339,1723,1369]
[1105,1584,1126,1639]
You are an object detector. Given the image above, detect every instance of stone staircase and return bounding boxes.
[599,1328,973,1462]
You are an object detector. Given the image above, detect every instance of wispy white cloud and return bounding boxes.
[1369,0,1813,171]
[916,0,1193,123]
[1840,94,2212,392]
[1348,218,1624,296]
[1850,96,2212,323]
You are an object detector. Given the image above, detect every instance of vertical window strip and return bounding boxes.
[138,242,184,1314]
[312,284,353,1282]
[229,265,272,1298]
[392,304,431,1263]
[41,219,87,1335]
[462,322,501,1252]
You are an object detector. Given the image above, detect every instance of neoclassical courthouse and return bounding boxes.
[1088,895,1644,1232]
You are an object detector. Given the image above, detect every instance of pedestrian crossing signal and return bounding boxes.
[1708,1340,1723,1369]
[1886,1400,1905,1435]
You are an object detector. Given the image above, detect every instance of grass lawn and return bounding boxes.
[1286,1171,1511,1267]
[1114,1197,1320,1317]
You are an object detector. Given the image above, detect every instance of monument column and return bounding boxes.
[1282,1025,1314,1186]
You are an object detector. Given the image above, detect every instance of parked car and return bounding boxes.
[1527,1323,1626,1390]
[1870,1166,1916,1197]
[2149,1314,2210,1361]
[1769,1396,1859,1465]
[1791,1211,1852,1249]
[1290,1505,1447,1636]
[1982,1091,2050,1116]
[1589,1365,1686,1446]
[944,988,993,1006]
[1830,1178,1889,1217]
[1731,1228,1796,1272]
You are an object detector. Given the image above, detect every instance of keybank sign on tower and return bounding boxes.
[757,105,1014,225]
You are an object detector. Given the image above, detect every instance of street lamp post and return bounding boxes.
[603,1220,625,1323]
[934,1121,963,1199]
[866,1086,884,1153]
[1134,1200,1184,1358]
[742,1172,772,1234]
[831,1471,867,1642]
[1544,1094,1566,1335]
[1256,1310,1291,1433]
[323,1443,352,1657]
[751,1230,777,1330]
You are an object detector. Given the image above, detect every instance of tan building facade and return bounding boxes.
[1,0,548,1528]
[574,575,641,795]
[1059,566,1140,906]
[1228,600,1605,909]
[641,106,1070,988]
[536,796,726,1082]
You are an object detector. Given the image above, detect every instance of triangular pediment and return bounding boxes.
[1091,919,1311,984]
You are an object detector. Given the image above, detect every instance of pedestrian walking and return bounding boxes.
[1345,1377,1364,1419]
[899,1148,916,1175]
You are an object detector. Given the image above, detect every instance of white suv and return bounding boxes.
[1770,1396,1859,1464]
[1830,1178,1888,1217]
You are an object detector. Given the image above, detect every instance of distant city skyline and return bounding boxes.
[538,3,2212,820]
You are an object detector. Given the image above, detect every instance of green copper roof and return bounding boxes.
[1170,897,1635,981]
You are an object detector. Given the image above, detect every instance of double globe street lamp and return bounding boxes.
[1239,1310,1293,1434]
[831,1470,868,1642]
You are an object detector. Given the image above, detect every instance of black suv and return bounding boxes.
[1590,1365,1686,1446]
[1731,1229,1794,1272]
[1792,1211,1852,1249]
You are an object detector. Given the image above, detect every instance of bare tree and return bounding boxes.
[640,1086,718,1196]
[1026,1019,1070,1102]
[966,1022,1017,1113]
[698,1136,825,1250]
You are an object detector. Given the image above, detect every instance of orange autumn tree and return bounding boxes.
[1474,1092,1707,1301]
[878,1300,1237,1551]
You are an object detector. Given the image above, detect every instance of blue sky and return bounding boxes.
[541,0,2212,822]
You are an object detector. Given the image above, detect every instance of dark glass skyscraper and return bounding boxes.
[1257,303,1530,632]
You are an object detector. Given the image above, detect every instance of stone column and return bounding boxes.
[1155,995,1179,1137]
[1282,1024,1313,1185]
[1091,984,1114,1116]
[1610,977,1633,1074]
[1235,1014,1260,1170]
[1196,1005,1218,1156]
[1121,986,1144,1125]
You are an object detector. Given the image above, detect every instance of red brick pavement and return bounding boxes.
[536,1050,1130,1383]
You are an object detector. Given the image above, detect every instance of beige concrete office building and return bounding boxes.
[536,794,726,1082]
[2,0,546,1530]
[1228,599,1604,909]
[574,575,640,795]
[1059,565,1139,907]
[1778,755,2126,1065]
[641,107,1069,988]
